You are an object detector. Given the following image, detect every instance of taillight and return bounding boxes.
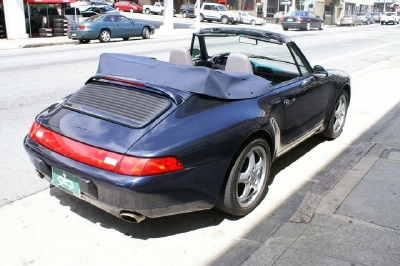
[116,156,184,176]
[29,121,184,176]
[297,17,305,22]
[77,25,90,30]
[280,17,285,22]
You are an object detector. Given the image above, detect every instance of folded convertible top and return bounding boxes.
[96,53,273,100]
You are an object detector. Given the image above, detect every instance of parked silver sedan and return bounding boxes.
[237,11,266,25]
[340,15,362,26]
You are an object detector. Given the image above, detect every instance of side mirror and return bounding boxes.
[313,65,328,79]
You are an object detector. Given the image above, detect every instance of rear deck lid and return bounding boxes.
[37,81,177,154]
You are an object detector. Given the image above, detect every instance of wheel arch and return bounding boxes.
[99,28,111,37]
[217,129,275,193]
[322,82,351,132]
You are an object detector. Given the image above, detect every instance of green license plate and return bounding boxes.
[52,168,81,197]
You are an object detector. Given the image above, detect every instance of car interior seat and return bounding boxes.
[225,53,253,74]
[169,48,194,66]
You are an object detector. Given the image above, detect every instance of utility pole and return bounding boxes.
[162,0,174,30]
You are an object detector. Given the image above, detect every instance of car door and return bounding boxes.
[102,15,119,36]
[116,15,141,37]
[241,12,249,23]
[209,5,220,20]
[278,44,331,147]
[308,12,317,28]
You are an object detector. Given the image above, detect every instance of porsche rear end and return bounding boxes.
[23,76,227,222]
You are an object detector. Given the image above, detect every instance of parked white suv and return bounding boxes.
[380,12,400,25]
[199,3,240,24]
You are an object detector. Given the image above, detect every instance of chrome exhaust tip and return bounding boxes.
[120,211,145,223]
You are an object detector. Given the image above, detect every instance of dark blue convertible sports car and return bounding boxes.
[24,27,351,223]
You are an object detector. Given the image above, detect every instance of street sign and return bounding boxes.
[280,1,291,5]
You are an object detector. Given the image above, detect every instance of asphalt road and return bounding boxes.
[0,21,400,265]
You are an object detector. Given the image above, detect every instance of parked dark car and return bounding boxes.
[280,11,324,31]
[67,14,155,43]
[25,27,350,223]
[180,3,195,18]
[81,5,120,17]
[356,12,374,24]
[340,15,362,26]
[114,1,143,13]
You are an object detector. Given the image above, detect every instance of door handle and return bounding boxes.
[284,98,296,106]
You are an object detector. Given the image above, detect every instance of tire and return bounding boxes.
[381,22,384,25]
[304,22,310,31]
[319,22,324,30]
[116,7,120,11]
[182,11,188,18]
[221,16,229,24]
[283,27,288,31]
[142,27,150,39]
[79,39,90,44]
[250,19,255,25]
[53,28,66,33]
[54,22,67,28]
[217,139,271,216]
[161,10,164,16]
[322,91,349,139]
[39,28,53,33]
[200,14,204,22]
[130,8,134,13]
[53,32,66,36]
[123,37,129,41]
[53,18,65,23]
[39,32,53,37]
[145,8,150,14]
[99,29,111,43]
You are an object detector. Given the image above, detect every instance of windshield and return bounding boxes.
[197,35,296,65]
[292,11,307,16]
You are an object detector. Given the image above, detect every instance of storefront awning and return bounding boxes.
[24,0,76,3]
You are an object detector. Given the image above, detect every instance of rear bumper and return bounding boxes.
[24,135,230,218]
[281,22,307,29]
[381,19,395,23]
[67,30,98,40]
